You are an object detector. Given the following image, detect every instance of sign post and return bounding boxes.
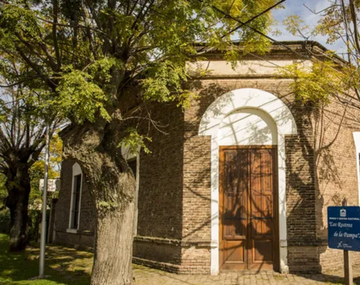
[343,200,353,285]
[328,204,360,285]
[344,249,352,285]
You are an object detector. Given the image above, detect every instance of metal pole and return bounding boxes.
[344,250,353,285]
[39,122,50,277]
[342,199,353,285]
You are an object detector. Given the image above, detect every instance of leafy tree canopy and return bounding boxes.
[0,0,277,131]
[281,0,360,104]
[0,0,279,282]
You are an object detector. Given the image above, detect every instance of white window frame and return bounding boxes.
[121,145,140,236]
[67,163,83,234]
[353,132,360,205]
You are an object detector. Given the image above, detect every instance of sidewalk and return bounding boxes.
[133,265,360,285]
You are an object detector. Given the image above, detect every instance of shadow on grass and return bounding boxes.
[0,234,92,285]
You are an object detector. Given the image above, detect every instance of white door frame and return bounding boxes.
[198,88,298,275]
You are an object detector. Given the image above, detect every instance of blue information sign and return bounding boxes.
[328,206,360,252]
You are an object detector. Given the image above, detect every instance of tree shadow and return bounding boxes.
[180,79,360,275]
[0,234,91,285]
[218,147,278,272]
[297,273,360,284]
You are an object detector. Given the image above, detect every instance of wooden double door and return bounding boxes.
[219,146,279,271]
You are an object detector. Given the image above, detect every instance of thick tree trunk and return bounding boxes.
[62,122,136,285]
[5,165,31,251]
[91,186,135,285]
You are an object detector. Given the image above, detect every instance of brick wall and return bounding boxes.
[313,96,360,272]
[181,78,320,273]
[54,47,360,275]
[180,77,360,274]
[133,101,185,267]
[283,100,320,273]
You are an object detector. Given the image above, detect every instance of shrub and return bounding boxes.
[0,209,10,234]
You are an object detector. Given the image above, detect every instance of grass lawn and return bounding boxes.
[0,233,92,285]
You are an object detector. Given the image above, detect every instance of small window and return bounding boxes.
[68,163,83,232]
[121,144,140,236]
[128,159,137,177]
[126,157,139,236]
[70,174,82,229]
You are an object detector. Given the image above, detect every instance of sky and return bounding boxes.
[271,0,346,54]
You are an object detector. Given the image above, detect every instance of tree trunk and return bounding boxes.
[5,164,31,251]
[91,186,135,285]
[62,123,136,285]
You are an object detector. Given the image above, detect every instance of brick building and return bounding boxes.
[54,41,360,274]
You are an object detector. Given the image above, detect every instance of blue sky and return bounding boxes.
[272,0,346,53]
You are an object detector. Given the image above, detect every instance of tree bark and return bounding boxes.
[5,164,31,251]
[91,182,135,285]
[62,122,136,285]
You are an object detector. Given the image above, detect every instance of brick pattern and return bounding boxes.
[133,101,185,265]
[136,101,184,240]
[283,101,319,272]
[313,96,360,271]
[180,79,300,273]
[133,263,360,284]
[180,78,360,274]
[55,61,360,275]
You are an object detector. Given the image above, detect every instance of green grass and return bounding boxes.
[0,234,92,285]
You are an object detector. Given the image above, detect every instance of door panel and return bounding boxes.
[219,146,278,271]
[220,149,248,270]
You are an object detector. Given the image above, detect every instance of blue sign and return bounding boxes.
[328,206,360,251]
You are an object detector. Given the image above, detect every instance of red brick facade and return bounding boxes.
[54,42,360,274]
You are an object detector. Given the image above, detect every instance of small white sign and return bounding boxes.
[340,209,347,217]
[39,179,60,192]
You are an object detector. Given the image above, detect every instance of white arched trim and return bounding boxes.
[72,162,82,176]
[198,88,298,275]
[67,163,83,233]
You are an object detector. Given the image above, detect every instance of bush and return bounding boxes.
[0,209,48,242]
[0,209,10,234]
[27,210,42,242]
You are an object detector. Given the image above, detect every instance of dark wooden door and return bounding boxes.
[219,146,278,271]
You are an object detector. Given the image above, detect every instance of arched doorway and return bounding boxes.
[219,108,278,271]
[198,88,297,274]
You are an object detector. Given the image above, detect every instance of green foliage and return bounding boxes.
[0,233,92,284]
[98,201,119,210]
[0,209,10,234]
[0,174,6,209]
[141,61,189,103]
[0,0,277,274]
[49,132,63,171]
[0,0,277,127]
[29,160,58,207]
[283,15,310,36]
[26,210,42,242]
[281,0,360,105]
[55,65,111,124]
[28,133,62,207]
[279,60,347,104]
[119,128,152,155]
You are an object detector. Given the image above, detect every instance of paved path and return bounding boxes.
[133,265,360,285]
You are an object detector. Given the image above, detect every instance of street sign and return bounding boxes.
[39,179,60,192]
[328,206,360,252]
